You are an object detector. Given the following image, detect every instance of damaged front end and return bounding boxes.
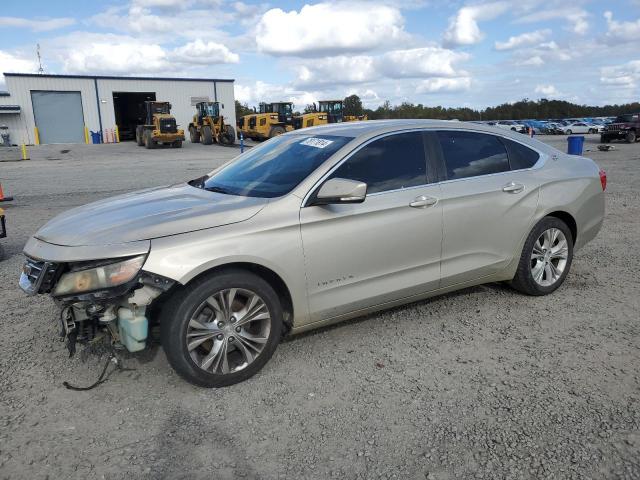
[19,253,175,356]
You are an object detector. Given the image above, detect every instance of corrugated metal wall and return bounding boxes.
[3,76,98,145]
[96,78,235,139]
[0,75,235,145]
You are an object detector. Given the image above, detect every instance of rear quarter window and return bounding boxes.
[501,138,540,170]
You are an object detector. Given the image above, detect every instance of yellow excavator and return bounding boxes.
[135,101,184,149]
[237,102,294,141]
[188,102,235,145]
[293,100,367,130]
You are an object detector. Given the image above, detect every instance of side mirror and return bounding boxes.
[312,178,367,206]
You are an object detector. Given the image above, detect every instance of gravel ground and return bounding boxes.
[0,135,639,480]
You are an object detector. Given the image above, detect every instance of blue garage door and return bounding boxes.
[31,91,85,144]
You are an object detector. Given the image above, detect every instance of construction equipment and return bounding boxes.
[294,100,368,130]
[237,102,294,141]
[135,101,184,149]
[188,102,235,146]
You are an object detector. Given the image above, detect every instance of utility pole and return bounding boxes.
[36,44,44,74]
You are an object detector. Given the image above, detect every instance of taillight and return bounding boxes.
[599,169,607,191]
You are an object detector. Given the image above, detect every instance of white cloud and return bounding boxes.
[517,55,544,66]
[517,7,589,35]
[294,46,469,88]
[494,29,550,51]
[255,3,407,56]
[443,2,509,47]
[417,77,471,93]
[58,34,238,75]
[235,80,317,109]
[0,16,75,32]
[534,84,560,97]
[0,51,38,85]
[600,60,640,89]
[63,41,170,75]
[172,40,239,64]
[380,47,469,78]
[604,11,640,44]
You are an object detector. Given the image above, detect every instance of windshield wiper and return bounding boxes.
[204,185,234,195]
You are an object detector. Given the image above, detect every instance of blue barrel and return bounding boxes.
[567,135,584,155]
[90,131,101,144]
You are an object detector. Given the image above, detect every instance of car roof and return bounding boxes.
[283,119,558,155]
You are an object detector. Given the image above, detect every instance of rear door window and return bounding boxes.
[501,138,540,170]
[436,131,510,180]
[330,131,427,194]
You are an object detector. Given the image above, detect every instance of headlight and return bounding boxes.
[53,255,146,296]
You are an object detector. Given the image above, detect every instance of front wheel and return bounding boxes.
[566,129,572,135]
[161,270,283,387]
[626,131,636,143]
[189,127,200,143]
[201,126,213,145]
[510,217,574,296]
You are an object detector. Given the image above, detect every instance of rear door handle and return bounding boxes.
[409,195,438,208]
[502,182,525,194]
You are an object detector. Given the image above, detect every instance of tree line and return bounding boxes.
[236,96,638,122]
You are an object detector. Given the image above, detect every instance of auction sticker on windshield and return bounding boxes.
[300,137,334,149]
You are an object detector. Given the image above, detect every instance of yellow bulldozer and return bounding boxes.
[188,102,235,145]
[293,100,366,130]
[136,101,184,149]
[237,102,294,141]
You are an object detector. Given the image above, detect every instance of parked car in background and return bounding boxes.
[19,120,606,387]
[601,113,640,143]
[496,120,527,133]
[562,122,594,135]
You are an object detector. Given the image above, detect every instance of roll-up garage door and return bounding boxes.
[31,91,85,144]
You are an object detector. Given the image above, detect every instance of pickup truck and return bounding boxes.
[601,113,640,143]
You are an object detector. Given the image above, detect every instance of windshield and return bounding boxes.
[319,102,342,114]
[275,103,292,115]
[201,134,353,198]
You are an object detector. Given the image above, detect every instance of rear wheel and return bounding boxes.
[144,130,156,149]
[510,217,573,296]
[189,127,200,143]
[202,126,213,145]
[222,126,235,145]
[161,270,283,387]
[626,131,636,143]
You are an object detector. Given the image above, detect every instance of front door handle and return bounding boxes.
[409,195,438,208]
[502,182,525,194]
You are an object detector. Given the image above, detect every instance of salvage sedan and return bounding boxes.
[19,120,606,387]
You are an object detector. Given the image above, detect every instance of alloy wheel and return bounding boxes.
[186,288,271,375]
[530,228,569,287]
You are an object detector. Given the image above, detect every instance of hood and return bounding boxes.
[35,184,268,247]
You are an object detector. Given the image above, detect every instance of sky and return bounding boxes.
[0,0,638,110]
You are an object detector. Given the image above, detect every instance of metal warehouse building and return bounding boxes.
[0,73,235,145]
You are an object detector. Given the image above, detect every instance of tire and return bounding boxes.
[566,129,572,135]
[135,126,144,146]
[189,127,200,143]
[510,217,574,296]
[626,131,636,143]
[202,126,213,145]
[588,128,595,134]
[222,126,235,145]
[161,269,284,387]
[269,126,286,138]
[172,140,182,148]
[144,130,156,149]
